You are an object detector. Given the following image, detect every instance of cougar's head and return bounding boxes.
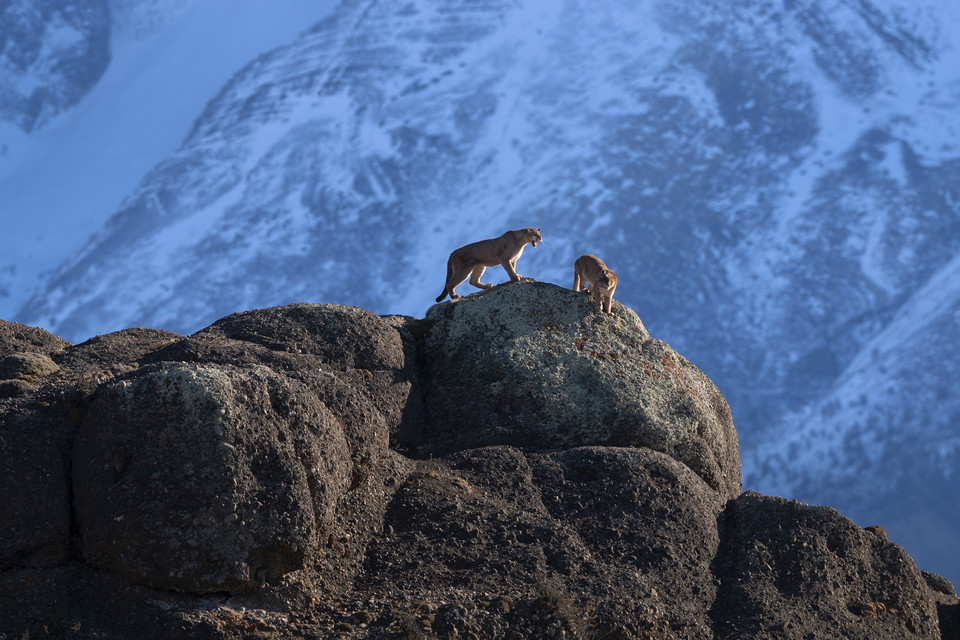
[599,269,617,288]
[528,228,542,247]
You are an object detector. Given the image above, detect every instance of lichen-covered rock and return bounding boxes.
[0,351,60,381]
[3,301,957,638]
[423,281,741,499]
[0,351,61,398]
[73,363,355,593]
[145,303,424,455]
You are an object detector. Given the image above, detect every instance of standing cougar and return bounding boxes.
[436,228,543,302]
[573,254,618,314]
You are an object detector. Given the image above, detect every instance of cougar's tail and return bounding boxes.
[436,260,453,302]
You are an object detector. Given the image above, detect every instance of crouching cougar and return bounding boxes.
[436,228,543,302]
[573,254,618,314]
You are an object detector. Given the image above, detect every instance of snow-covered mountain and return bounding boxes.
[0,0,110,133]
[5,0,960,584]
[0,0,338,319]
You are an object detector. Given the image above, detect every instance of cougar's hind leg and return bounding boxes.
[448,264,473,299]
[470,265,492,289]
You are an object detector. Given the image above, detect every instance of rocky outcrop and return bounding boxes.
[73,364,354,593]
[422,282,741,500]
[0,284,956,639]
[0,322,74,567]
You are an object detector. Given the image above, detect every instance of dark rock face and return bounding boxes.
[0,321,73,567]
[144,303,424,456]
[0,319,69,358]
[73,363,354,593]
[0,395,73,569]
[0,292,957,639]
[424,282,741,500]
[712,492,947,639]
[359,445,724,639]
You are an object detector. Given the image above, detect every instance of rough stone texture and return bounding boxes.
[0,391,75,569]
[0,563,222,639]
[0,351,60,381]
[0,319,69,358]
[0,351,61,398]
[531,447,724,638]
[711,491,949,640]
[73,363,355,593]
[144,303,424,455]
[359,445,724,638]
[424,280,741,500]
[54,327,182,374]
[1,301,958,639]
[0,329,190,566]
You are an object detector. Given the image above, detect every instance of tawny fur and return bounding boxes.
[573,254,618,314]
[436,228,543,302]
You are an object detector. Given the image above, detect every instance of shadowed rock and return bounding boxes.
[1,299,957,638]
[0,319,69,359]
[0,394,73,569]
[711,491,949,639]
[145,303,425,454]
[73,363,354,593]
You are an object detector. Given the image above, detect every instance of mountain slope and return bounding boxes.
[12,0,960,583]
[0,0,339,321]
[0,0,110,133]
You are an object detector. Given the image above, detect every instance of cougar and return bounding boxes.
[573,254,618,314]
[436,228,543,302]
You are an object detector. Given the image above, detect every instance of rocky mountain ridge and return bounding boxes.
[5,0,960,587]
[1,283,957,639]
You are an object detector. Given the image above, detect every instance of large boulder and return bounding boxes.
[145,303,424,453]
[422,281,741,499]
[360,444,724,639]
[73,363,355,593]
[0,351,60,397]
[4,301,957,639]
[712,492,949,639]
[0,392,74,569]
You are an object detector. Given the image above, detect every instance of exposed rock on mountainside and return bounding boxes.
[0,0,110,132]
[1,284,957,639]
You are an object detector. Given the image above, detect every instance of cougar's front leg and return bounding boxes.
[502,258,521,282]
